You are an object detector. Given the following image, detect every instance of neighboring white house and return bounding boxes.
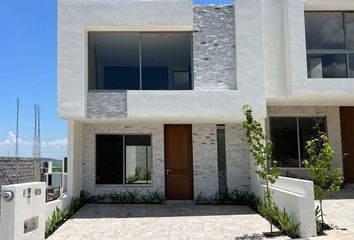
[58,0,354,201]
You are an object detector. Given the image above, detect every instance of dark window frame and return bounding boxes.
[269,116,327,168]
[305,11,354,78]
[95,133,153,186]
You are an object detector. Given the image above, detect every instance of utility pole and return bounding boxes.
[15,98,20,183]
[33,104,41,160]
[38,105,41,159]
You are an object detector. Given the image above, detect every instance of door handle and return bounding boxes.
[343,153,349,156]
[166,169,171,172]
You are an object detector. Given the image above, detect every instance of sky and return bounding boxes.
[0,0,233,159]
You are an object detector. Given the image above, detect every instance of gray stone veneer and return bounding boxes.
[225,124,251,192]
[82,123,165,196]
[192,124,219,197]
[82,123,251,198]
[193,5,236,90]
[267,106,343,178]
[87,92,127,118]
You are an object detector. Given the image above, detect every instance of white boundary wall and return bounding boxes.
[248,120,317,238]
[45,195,70,220]
[0,182,46,240]
[252,174,317,237]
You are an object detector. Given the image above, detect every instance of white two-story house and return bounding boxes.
[58,0,354,200]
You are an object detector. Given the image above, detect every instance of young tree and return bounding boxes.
[242,104,279,233]
[303,122,343,230]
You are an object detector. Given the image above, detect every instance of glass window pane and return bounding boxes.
[125,135,152,184]
[307,54,347,78]
[305,12,345,49]
[298,118,326,164]
[88,33,140,90]
[349,54,354,78]
[141,33,192,90]
[345,13,354,50]
[270,118,299,168]
[96,135,123,184]
[216,125,227,193]
[173,71,191,90]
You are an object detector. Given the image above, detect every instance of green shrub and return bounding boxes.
[256,202,299,238]
[303,122,343,233]
[109,192,127,203]
[106,189,165,204]
[141,189,165,204]
[196,189,300,238]
[79,190,92,204]
[195,189,260,206]
[242,104,280,234]
[109,190,140,203]
[126,175,140,184]
[45,208,66,236]
[65,197,80,216]
[45,197,83,238]
[195,192,206,204]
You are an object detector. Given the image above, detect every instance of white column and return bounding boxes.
[282,0,308,94]
[235,0,267,119]
[67,120,83,198]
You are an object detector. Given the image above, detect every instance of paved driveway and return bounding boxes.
[318,184,354,237]
[300,184,354,240]
[47,203,287,240]
[47,185,354,240]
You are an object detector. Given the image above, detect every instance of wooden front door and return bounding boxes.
[340,107,354,183]
[164,124,193,200]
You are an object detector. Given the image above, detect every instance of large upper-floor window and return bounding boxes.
[269,117,326,168]
[305,12,354,78]
[88,32,192,90]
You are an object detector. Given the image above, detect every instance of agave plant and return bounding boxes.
[141,189,165,204]
[126,189,140,203]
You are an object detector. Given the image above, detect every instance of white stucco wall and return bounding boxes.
[45,195,70,220]
[262,0,288,99]
[58,0,193,118]
[67,120,83,198]
[127,90,265,122]
[58,0,268,121]
[256,177,317,237]
[58,0,354,118]
[235,0,267,119]
[263,0,354,105]
[0,182,46,240]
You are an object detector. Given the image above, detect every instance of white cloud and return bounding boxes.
[3,131,16,144]
[0,131,31,145]
[0,131,67,159]
[42,138,67,147]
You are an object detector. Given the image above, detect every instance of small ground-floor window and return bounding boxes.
[216,124,227,192]
[96,134,152,185]
[269,117,326,168]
